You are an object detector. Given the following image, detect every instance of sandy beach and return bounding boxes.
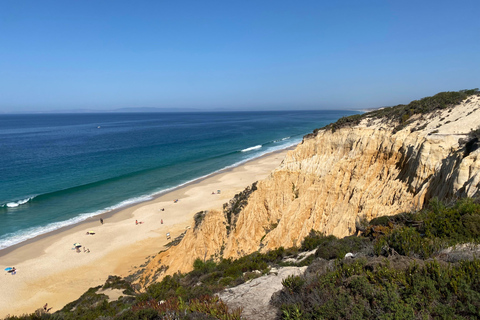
[0,149,290,317]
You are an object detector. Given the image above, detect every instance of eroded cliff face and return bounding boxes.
[141,95,480,284]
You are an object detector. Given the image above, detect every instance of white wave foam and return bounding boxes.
[241,145,262,152]
[3,197,35,208]
[219,138,301,173]
[104,194,154,212]
[0,194,154,250]
[273,136,291,143]
[156,141,301,195]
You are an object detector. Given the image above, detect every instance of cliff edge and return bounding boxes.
[140,92,480,285]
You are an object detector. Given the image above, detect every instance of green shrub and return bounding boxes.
[143,274,182,301]
[133,308,159,319]
[369,215,392,226]
[308,89,480,138]
[281,275,305,294]
[300,229,327,251]
[274,258,480,319]
[102,275,135,295]
[375,226,430,257]
[281,304,304,320]
[373,198,480,258]
[219,276,234,287]
[60,286,107,313]
[193,258,217,275]
[313,234,371,260]
[462,213,480,236]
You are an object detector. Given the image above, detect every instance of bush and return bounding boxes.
[192,259,217,275]
[273,258,480,319]
[373,198,480,258]
[143,274,182,301]
[419,198,480,241]
[300,230,327,251]
[308,89,480,138]
[102,275,135,295]
[281,275,305,294]
[313,234,371,260]
[369,215,391,226]
[60,286,107,313]
[374,226,439,258]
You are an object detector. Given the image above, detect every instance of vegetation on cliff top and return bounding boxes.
[305,88,480,138]
[6,197,480,320]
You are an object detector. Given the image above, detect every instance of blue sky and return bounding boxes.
[0,0,479,112]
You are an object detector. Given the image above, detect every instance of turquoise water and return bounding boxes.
[0,110,357,250]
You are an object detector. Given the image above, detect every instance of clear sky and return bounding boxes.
[0,0,479,112]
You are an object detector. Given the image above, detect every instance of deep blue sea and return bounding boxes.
[0,110,357,250]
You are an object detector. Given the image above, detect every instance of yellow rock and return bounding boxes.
[140,95,480,285]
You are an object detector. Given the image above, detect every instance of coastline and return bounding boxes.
[0,142,300,252]
[0,147,292,317]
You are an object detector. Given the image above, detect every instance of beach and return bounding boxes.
[0,148,290,317]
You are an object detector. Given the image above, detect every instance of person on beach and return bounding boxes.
[11,267,16,275]
[161,219,163,224]
[100,218,104,225]
[135,220,138,225]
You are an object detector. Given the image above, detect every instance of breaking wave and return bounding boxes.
[241,145,262,152]
[1,197,36,208]
[273,136,291,143]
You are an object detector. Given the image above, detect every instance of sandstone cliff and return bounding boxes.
[141,93,480,285]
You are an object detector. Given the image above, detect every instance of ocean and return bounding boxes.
[0,110,357,250]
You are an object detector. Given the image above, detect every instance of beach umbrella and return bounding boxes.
[4,267,12,271]
[73,243,81,248]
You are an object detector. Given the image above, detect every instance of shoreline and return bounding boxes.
[0,146,293,317]
[0,143,299,254]
[0,146,296,259]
